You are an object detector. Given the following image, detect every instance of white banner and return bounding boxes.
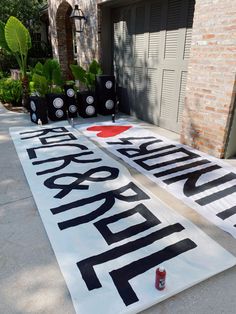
[78,120,236,239]
[10,125,236,314]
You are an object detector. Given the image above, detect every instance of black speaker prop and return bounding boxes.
[64,85,78,118]
[77,91,97,118]
[46,94,67,121]
[96,75,116,115]
[29,96,48,124]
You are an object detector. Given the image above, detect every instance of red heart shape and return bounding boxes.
[86,125,132,138]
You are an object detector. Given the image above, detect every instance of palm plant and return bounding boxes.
[29,62,48,97]
[0,16,31,108]
[70,60,102,91]
[43,59,64,93]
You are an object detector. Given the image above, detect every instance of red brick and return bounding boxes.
[203,34,215,39]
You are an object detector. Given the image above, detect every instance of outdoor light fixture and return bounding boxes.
[70,4,87,33]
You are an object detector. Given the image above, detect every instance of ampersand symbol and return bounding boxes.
[44,166,119,199]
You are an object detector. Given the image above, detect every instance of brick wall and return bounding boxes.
[181,0,236,158]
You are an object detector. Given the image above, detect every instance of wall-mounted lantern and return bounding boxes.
[70,4,87,33]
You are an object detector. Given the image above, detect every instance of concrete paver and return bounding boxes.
[0,103,236,314]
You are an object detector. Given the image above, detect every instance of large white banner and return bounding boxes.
[10,125,236,314]
[78,120,236,239]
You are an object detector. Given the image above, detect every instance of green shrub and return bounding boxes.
[0,77,22,106]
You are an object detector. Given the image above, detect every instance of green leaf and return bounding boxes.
[52,67,63,87]
[70,64,87,84]
[89,60,102,75]
[86,72,95,89]
[43,59,63,90]
[34,62,44,75]
[0,21,10,51]
[43,59,62,85]
[32,73,48,96]
[5,16,28,55]
[51,86,63,94]
[43,59,54,83]
[29,81,36,93]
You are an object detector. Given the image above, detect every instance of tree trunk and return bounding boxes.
[21,76,29,110]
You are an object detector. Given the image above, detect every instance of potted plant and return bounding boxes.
[29,62,48,124]
[43,59,67,121]
[70,60,102,118]
[29,59,67,123]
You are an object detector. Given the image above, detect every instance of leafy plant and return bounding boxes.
[0,16,32,107]
[29,59,64,96]
[2,17,31,77]
[70,60,102,90]
[0,77,22,105]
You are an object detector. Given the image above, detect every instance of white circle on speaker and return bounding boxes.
[55,109,64,118]
[32,113,37,121]
[86,96,94,104]
[67,88,75,97]
[105,99,114,110]
[53,97,64,108]
[30,101,36,112]
[86,105,95,116]
[105,80,113,89]
[69,105,77,113]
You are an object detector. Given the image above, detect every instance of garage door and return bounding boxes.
[112,0,195,133]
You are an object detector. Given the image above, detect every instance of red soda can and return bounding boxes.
[155,266,166,290]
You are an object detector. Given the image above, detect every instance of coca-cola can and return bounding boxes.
[155,266,166,290]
